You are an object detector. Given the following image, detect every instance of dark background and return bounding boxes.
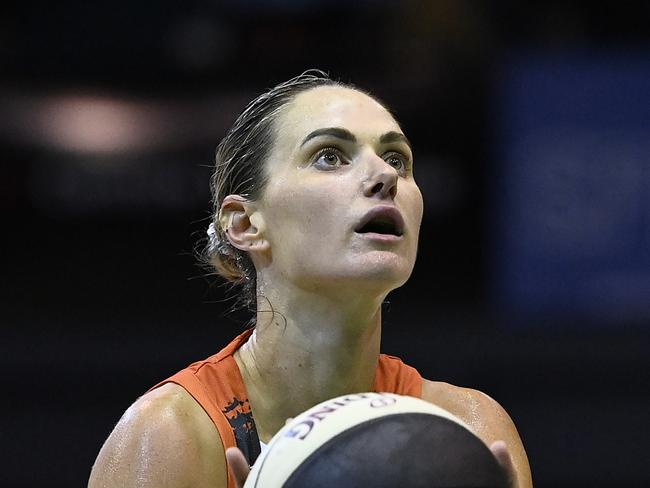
[2,1,649,487]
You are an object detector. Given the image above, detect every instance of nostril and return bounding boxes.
[371,182,384,194]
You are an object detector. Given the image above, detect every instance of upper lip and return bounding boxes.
[354,205,405,236]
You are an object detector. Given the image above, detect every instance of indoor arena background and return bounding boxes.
[2,1,649,486]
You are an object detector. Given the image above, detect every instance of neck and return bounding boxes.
[234,279,386,442]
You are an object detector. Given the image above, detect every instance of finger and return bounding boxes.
[226,447,250,488]
[490,440,516,488]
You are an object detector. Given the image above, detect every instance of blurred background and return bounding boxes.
[2,1,649,486]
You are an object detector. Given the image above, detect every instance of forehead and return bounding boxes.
[275,86,401,147]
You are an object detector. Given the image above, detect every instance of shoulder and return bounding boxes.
[89,383,227,488]
[421,380,510,436]
[421,379,532,488]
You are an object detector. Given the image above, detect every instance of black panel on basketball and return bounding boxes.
[283,413,508,488]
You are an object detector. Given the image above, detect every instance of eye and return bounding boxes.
[312,147,348,170]
[384,152,409,174]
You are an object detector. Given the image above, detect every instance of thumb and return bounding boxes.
[490,440,516,488]
[226,447,250,488]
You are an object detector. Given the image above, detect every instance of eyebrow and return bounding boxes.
[300,127,411,150]
[379,131,411,150]
[300,127,356,147]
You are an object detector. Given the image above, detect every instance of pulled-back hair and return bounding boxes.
[203,70,347,312]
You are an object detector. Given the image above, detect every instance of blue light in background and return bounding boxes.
[490,50,650,325]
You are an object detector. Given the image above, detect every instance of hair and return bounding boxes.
[203,69,347,312]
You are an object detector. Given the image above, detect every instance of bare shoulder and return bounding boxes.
[88,383,227,488]
[421,379,532,488]
[421,380,514,438]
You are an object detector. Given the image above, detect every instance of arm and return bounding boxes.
[421,380,532,488]
[88,383,228,488]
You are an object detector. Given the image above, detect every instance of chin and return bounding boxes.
[342,255,413,289]
[291,252,415,295]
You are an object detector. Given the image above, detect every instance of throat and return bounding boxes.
[234,319,382,442]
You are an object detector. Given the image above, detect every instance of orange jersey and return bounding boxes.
[149,328,423,488]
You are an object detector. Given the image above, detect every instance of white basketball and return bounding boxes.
[244,392,506,488]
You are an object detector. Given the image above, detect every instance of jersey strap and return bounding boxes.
[148,329,258,488]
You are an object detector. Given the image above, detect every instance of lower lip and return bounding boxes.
[355,232,403,243]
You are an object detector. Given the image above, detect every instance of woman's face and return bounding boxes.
[256,86,424,295]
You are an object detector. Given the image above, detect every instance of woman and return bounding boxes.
[89,71,532,488]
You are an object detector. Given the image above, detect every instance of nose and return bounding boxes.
[362,155,398,200]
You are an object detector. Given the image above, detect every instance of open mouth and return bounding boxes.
[355,207,404,237]
[356,217,402,236]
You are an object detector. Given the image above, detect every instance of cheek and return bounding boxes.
[415,191,424,227]
[265,184,342,247]
[401,183,424,229]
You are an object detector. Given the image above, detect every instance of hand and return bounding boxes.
[226,447,250,488]
[490,441,517,488]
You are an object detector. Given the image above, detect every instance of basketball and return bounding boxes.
[244,392,508,488]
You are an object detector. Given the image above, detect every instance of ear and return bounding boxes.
[219,195,269,253]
